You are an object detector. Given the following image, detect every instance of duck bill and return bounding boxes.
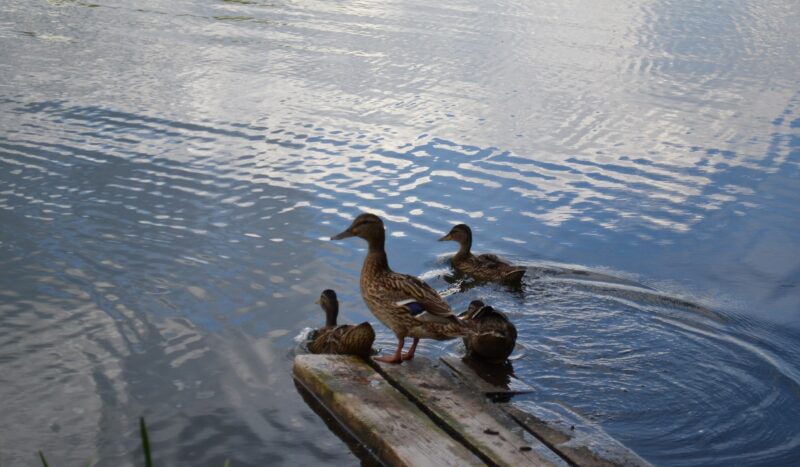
[331,229,355,240]
[438,233,453,242]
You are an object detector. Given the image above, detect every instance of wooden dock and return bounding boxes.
[293,354,652,467]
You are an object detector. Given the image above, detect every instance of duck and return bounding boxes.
[307,289,375,358]
[331,213,471,364]
[460,300,517,363]
[438,224,526,284]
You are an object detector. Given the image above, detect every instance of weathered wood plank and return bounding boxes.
[440,356,537,397]
[293,354,484,467]
[440,356,651,466]
[373,357,566,467]
[503,402,654,467]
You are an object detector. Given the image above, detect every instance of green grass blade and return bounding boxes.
[139,417,153,467]
[38,450,50,467]
[223,460,231,467]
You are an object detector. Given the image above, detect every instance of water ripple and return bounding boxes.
[2,0,800,465]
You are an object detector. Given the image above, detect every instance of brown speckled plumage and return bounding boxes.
[460,300,517,363]
[439,224,526,283]
[308,289,375,358]
[332,214,469,363]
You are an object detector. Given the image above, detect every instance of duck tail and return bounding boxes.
[502,268,526,283]
[347,322,376,357]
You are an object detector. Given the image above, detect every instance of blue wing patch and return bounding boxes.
[395,299,426,316]
[395,298,427,318]
[405,302,426,316]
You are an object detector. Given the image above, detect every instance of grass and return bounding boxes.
[140,417,152,467]
[37,417,231,466]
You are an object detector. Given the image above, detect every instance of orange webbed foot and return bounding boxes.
[374,354,403,364]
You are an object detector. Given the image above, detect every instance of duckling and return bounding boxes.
[308,289,375,358]
[332,213,470,364]
[460,300,517,363]
[439,224,526,284]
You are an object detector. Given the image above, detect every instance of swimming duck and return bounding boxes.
[308,289,375,358]
[332,213,470,364]
[460,300,517,363]
[439,224,526,284]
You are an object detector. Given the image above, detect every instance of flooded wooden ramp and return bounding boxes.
[293,354,652,467]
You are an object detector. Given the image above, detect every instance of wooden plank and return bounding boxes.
[292,379,378,464]
[373,358,566,467]
[441,356,537,397]
[441,356,651,466]
[293,354,484,467]
[503,402,653,467]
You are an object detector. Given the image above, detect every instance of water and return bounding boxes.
[1,0,799,465]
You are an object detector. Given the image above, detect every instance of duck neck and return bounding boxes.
[454,238,472,259]
[325,304,338,328]
[363,231,390,273]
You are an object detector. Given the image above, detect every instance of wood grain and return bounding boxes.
[293,354,484,467]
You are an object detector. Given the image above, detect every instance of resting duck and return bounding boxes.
[308,289,375,358]
[439,224,526,284]
[332,213,470,364]
[460,300,517,363]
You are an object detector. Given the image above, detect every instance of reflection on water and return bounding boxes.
[1,0,799,465]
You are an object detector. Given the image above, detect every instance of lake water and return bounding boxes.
[1,0,799,465]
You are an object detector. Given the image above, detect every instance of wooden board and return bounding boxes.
[293,354,484,467]
[440,356,537,397]
[440,356,651,466]
[503,402,653,467]
[373,358,565,467]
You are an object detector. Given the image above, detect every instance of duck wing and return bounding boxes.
[340,322,375,357]
[475,253,526,282]
[476,253,503,265]
[384,271,455,319]
[308,327,340,354]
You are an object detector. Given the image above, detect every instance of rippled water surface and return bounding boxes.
[2,0,799,465]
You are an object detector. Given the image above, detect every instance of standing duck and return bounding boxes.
[331,214,470,364]
[308,289,375,358]
[439,224,526,284]
[460,300,517,363]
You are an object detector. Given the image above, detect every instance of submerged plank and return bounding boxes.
[440,356,537,397]
[293,354,483,467]
[503,402,653,467]
[373,357,565,467]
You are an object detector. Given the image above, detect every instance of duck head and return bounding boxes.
[460,299,486,319]
[438,223,473,251]
[331,213,385,249]
[315,289,339,327]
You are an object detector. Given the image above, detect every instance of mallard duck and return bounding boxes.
[331,213,470,364]
[308,289,375,358]
[439,224,526,283]
[460,300,517,363]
